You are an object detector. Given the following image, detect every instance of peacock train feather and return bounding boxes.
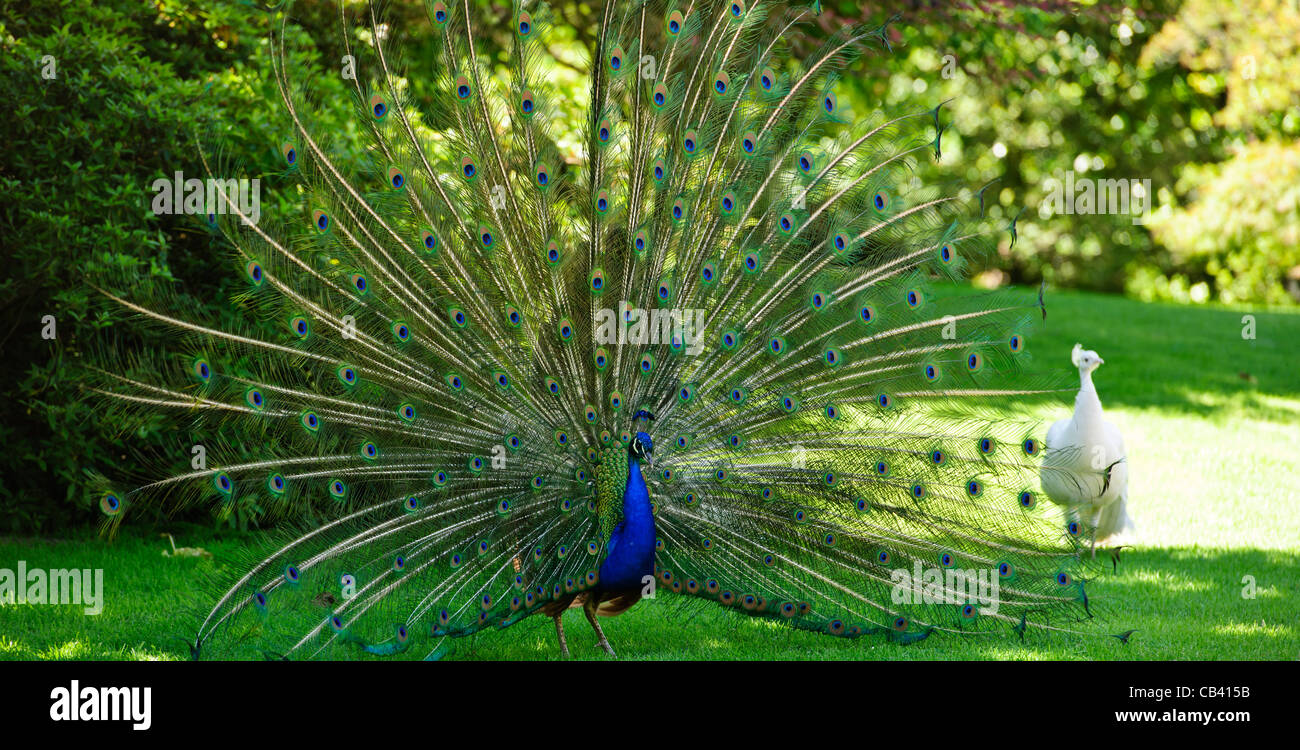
[87,0,1110,659]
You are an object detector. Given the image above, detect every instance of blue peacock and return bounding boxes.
[89,0,1108,659]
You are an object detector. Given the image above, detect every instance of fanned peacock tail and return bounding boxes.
[87,0,1106,659]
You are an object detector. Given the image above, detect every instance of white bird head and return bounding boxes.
[1071,343,1104,372]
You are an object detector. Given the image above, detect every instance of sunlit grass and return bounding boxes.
[0,288,1297,660]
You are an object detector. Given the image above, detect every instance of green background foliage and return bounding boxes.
[1,0,1297,532]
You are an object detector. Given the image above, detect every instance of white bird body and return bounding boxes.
[1041,344,1135,554]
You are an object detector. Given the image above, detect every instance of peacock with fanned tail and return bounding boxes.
[89,0,1114,659]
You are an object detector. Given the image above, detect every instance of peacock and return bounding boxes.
[1042,344,1134,565]
[88,0,1109,659]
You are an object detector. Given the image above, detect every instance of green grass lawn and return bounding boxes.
[2,288,1298,660]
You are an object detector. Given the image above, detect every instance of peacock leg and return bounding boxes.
[553,616,570,658]
[582,597,617,657]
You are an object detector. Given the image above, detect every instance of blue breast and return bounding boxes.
[597,457,656,590]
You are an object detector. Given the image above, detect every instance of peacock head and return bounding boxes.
[630,409,655,465]
[1071,343,1104,372]
[630,432,654,466]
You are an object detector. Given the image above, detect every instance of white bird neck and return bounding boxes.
[1075,367,1104,424]
[1077,368,1096,393]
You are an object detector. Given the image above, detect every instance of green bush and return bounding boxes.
[0,0,358,532]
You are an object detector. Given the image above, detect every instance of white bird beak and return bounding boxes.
[1097,357,1105,365]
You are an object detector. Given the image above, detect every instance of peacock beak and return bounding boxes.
[1097,357,1105,365]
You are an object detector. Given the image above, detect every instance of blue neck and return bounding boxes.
[597,456,657,590]
[623,457,654,534]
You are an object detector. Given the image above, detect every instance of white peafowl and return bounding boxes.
[1042,344,1134,565]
